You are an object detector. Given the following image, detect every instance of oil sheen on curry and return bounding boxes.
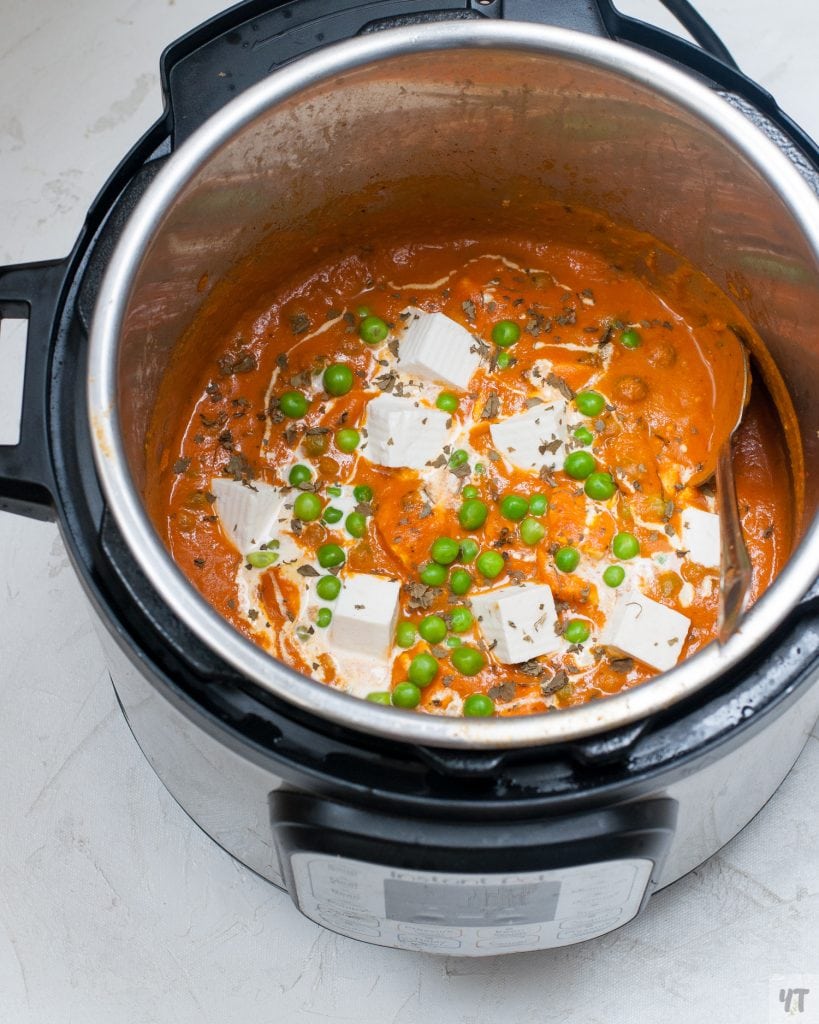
[148,218,793,719]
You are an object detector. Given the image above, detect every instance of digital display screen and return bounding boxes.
[384,879,561,927]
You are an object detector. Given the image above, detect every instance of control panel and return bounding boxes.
[291,852,653,954]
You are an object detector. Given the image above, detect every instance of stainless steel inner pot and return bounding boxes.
[88,22,819,748]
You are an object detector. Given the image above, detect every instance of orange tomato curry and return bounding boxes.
[146,212,795,718]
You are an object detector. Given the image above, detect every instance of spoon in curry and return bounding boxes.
[689,341,753,644]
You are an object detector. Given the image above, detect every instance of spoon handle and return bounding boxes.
[716,439,753,644]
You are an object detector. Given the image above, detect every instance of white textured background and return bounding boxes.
[0,2,817,1022]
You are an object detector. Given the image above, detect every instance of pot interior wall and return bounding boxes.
[116,44,819,537]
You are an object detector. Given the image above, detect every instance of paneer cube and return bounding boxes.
[362,393,451,469]
[470,583,560,664]
[210,478,287,555]
[489,401,568,472]
[603,590,691,672]
[329,573,401,661]
[681,506,720,568]
[397,309,481,390]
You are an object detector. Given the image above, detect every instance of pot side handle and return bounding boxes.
[596,0,739,69]
[0,259,67,523]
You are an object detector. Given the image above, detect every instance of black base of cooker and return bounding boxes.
[2,0,819,836]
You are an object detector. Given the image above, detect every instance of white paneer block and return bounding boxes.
[329,573,401,661]
[603,590,691,672]
[397,309,481,390]
[489,401,568,472]
[362,393,451,469]
[681,506,720,568]
[470,583,560,664]
[210,478,288,555]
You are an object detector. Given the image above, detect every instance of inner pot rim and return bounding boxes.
[87,21,819,749]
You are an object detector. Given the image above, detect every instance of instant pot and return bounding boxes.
[2,0,818,956]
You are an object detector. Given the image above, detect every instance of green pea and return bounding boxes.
[316,575,341,601]
[446,636,462,648]
[418,615,447,644]
[528,493,549,516]
[294,492,323,522]
[323,363,354,396]
[366,691,391,705]
[327,485,342,497]
[563,450,597,480]
[317,543,345,568]
[408,652,439,687]
[476,550,505,579]
[393,684,421,708]
[449,449,469,469]
[246,550,278,569]
[474,462,486,475]
[492,320,521,348]
[459,498,489,531]
[519,517,546,546]
[459,538,479,563]
[451,645,486,676]
[612,531,640,560]
[353,483,373,503]
[280,390,309,418]
[359,315,389,345]
[316,608,332,628]
[621,328,642,349]
[463,693,494,717]
[603,564,626,588]
[356,304,370,318]
[391,682,421,709]
[564,619,590,644]
[448,607,473,633]
[288,464,313,487]
[323,506,343,525]
[420,562,447,587]
[462,485,479,500]
[555,546,580,573]
[574,426,594,446]
[431,536,460,565]
[436,391,459,413]
[345,511,367,538]
[395,621,417,648]
[449,568,473,595]
[496,351,511,370]
[336,428,360,452]
[584,472,616,501]
[499,493,529,521]
[574,390,606,417]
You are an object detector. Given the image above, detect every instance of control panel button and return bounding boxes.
[399,924,463,939]
[397,933,462,951]
[477,926,542,940]
[316,904,379,927]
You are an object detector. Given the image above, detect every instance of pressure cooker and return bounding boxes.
[1,0,818,955]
